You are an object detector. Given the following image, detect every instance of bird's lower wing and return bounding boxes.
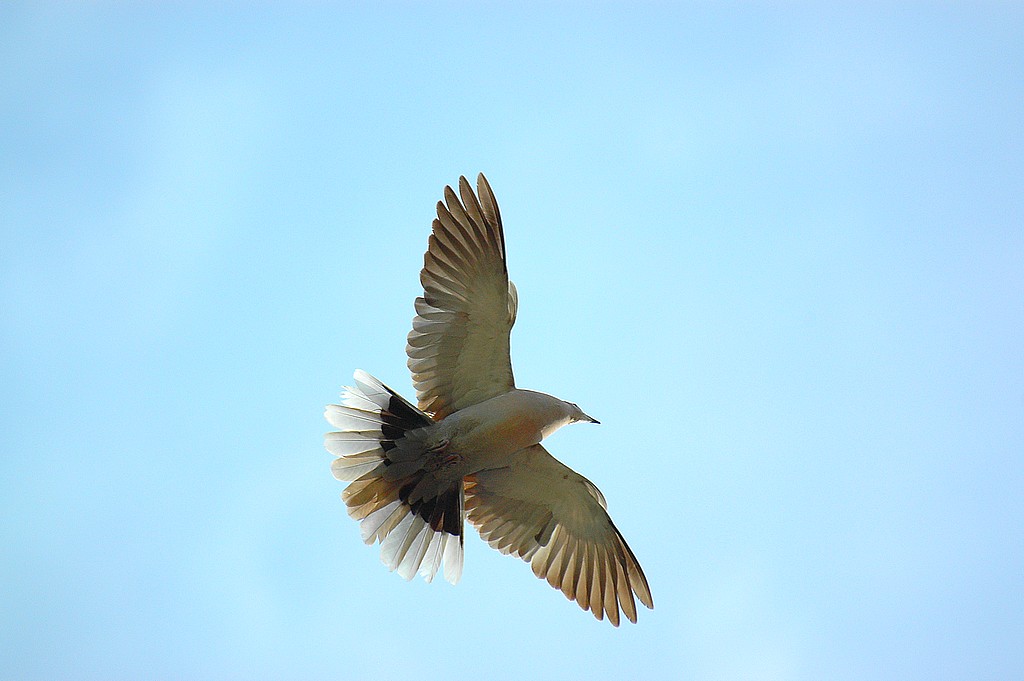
[464,444,653,626]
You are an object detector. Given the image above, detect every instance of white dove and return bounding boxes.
[324,174,653,625]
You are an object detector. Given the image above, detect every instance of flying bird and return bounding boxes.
[324,174,653,625]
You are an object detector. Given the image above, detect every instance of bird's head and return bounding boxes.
[565,401,600,425]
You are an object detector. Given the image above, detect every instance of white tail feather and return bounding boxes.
[325,370,464,584]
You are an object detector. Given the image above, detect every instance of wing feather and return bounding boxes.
[407,174,516,418]
[465,444,654,626]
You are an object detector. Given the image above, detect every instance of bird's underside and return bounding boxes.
[325,174,653,626]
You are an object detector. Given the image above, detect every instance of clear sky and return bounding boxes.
[2,4,1022,680]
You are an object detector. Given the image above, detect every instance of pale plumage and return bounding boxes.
[324,174,653,625]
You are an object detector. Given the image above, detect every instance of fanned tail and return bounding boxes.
[324,370,464,584]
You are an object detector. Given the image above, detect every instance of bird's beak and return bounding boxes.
[583,413,600,424]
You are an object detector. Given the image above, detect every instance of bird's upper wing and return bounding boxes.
[464,444,654,626]
[407,174,518,419]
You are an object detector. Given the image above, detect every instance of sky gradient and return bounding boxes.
[2,4,1022,680]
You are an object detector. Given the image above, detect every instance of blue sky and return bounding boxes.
[2,4,1022,680]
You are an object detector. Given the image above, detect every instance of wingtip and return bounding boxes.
[476,172,492,196]
[639,586,655,611]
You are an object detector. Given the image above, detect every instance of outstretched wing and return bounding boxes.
[464,444,654,626]
[407,174,518,420]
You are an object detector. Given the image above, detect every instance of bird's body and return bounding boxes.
[436,388,589,465]
[325,174,652,625]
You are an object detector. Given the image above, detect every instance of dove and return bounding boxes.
[324,174,653,625]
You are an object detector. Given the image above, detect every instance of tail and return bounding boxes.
[324,369,464,584]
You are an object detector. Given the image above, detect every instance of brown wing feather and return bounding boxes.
[464,444,654,626]
[407,174,517,418]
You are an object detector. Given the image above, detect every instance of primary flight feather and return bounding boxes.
[324,174,653,625]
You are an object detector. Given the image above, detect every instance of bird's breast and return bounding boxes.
[442,391,553,465]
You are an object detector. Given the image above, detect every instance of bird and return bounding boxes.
[323,173,653,625]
